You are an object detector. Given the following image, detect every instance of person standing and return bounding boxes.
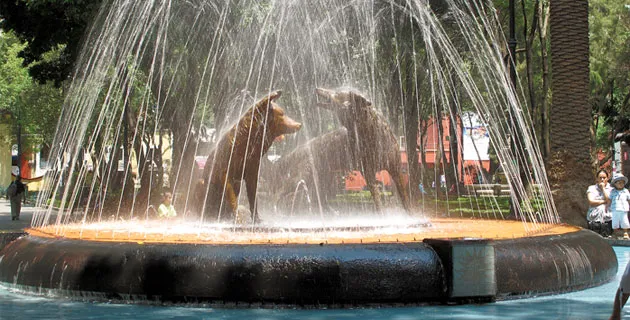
[608,173,630,239]
[5,176,26,221]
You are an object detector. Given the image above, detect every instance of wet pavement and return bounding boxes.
[0,199,35,233]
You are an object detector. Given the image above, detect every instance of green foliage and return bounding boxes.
[332,191,393,204]
[0,0,92,148]
[0,32,30,111]
[589,0,630,133]
[19,81,64,149]
[0,31,64,149]
[595,121,613,150]
[423,195,546,218]
[0,0,101,85]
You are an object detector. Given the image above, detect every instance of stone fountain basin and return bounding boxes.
[0,219,618,306]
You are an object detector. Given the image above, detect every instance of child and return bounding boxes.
[608,173,630,239]
[158,192,177,219]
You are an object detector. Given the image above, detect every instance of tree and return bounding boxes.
[0,31,63,149]
[549,0,591,227]
[18,80,64,151]
[590,0,630,166]
[0,0,102,85]
[493,0,553,161]
[0,31,31,112]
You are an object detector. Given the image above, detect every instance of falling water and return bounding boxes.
[32,0,558,240]
[289,180,312,217]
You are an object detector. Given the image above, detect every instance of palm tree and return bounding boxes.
[549,0,591,226]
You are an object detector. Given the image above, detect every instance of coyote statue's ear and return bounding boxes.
[269,90,282,101]
[255,90,282,111]
[350,91,371,107]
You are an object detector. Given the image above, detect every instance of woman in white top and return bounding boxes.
[587,169,612,223]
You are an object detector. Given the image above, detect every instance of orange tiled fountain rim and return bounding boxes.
[25,218,581,245]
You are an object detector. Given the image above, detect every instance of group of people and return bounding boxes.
[587,169,630,239]
[5,175,176,222]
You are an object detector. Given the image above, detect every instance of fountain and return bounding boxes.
[0,0,616,306]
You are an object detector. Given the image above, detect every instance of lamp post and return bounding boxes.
[17,114,21,177]
[509,0,517,85]
[508,0,519,218]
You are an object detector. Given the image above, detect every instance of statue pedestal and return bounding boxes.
[424,238,496,303]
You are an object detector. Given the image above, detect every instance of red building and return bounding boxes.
[344,116,490,191]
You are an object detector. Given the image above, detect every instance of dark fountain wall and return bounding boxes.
[0,229,618,306]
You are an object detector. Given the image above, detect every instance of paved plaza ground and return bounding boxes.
[0,199,34,232]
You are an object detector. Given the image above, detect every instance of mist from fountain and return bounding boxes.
[30,0,557,242]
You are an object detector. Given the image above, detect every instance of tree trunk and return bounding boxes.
[549,0,590,227]
[436,110,446,199]
[538,0,551,162]
[446,97,460,195]
[405,95,422,203]
[418,120,431,198]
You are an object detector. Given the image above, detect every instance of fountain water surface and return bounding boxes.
[0,0,618,306]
